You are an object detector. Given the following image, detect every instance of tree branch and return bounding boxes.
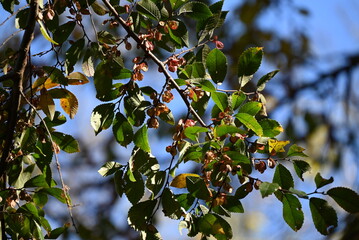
[102,0,211,138]
[0,0,38,186]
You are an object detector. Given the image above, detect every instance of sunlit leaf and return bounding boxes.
[39,88,55,120]
[113,113,133,147]
[184,126,209,142]
[170,173,200,188]
[206,48,227,84]
[268,139,290,154]
[90,103,115,135]
[259,119,283,138]
[211,92,228,112]
[257,70,279,91]
[235,112,263,136]
[259,182,279,198]
[67,72,89,85]
[287,144,308,158]
[134,125,151,152]
[38,20,58,45]
[51,131,80,153]
[239,101,262,116]
[98,161,122,177]
[125,170,145,205]
[186,176,211,200]
[146,171,166,197]
[59,90,78,119]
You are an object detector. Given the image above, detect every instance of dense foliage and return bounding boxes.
[0,0,358,239]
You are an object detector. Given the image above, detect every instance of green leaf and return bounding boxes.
[91,1,107,15]
[129,147,160,176]
[235,112,263,136]
[45,225,69,239]
[125,170,145,205]
[259,182,279,198]
[238,47,263,77]
[186,176,211,200]
[198,213,233,239]
[314,173,334,189]
[211,92,228,112]
[222,196,244,213]
[128,200,157,231]
[90,103,115,135]
[162,188,184,220]
[170,0,188,10]
[24,174,55,188]
[98,161,122,177]
[225,151,250,165]
[273,164,294,190]
[287,144,308,158]
[15,8,30,29]
[259,119,284,137]
[257,70,279,91]
[38,20,58,45]
[51,132,80,153]
[175,193,195,211]
[53,21,76,44]
[159,110,175,125]
[33,192,48,208]
[293,160,311,181]
[231,91,246,111]
[184,126,209,142]
[167,21,189,47]
[93,61,114,100]
[114,169,125,197]
[112,113,133,147]
[97,31,117,44]
[213,125,246,138]
[146,171,166,197]
[41,188,69,204]
[309,197,338,235]
[179,1,213,20]
[65,38,85,73]
[289,187,308,199]
[327,187,359,213]
[137,0,161,21]
[206,48,227,84]
[282,194,304,231]
[134,125,151,152]
[239,101,262,116]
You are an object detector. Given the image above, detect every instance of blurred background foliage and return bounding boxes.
[2,0,359,239]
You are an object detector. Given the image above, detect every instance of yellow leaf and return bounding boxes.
[212,222,225,235]
[170,173,200,188]
[39,88,55,120]
[38,20,58,45]
[60,90,78,119]
[32,77,60,91]
[67,72,90,85]
[268,139,290,154]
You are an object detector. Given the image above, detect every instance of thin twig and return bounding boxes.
[0,30,23,50]
[20,91,79,233]
[0,4,30,27]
